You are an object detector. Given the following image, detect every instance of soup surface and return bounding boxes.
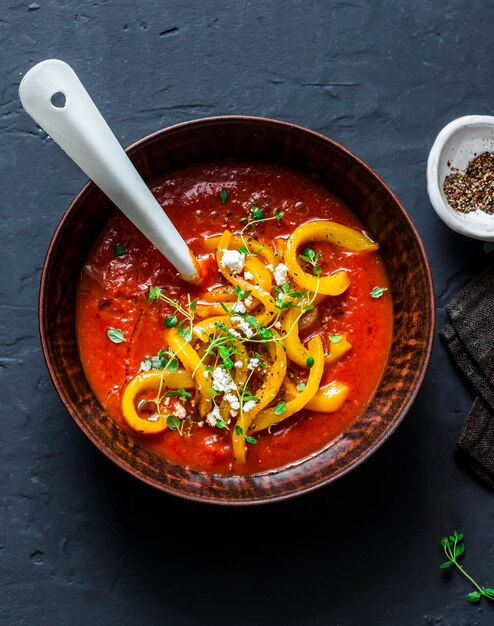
[77,162,393,475]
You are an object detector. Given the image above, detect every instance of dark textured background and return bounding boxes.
[1,1,494,625]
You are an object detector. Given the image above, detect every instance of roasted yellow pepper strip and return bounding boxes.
[219,340,248,422]
[305,381,349,412]
[121,369,194,434]
[281,376,299,401]
[251,336,324,432]
[203,285,237,303]
[284,220,377,296]
[194,303,231,318]
[326,334,352,367]
[193,315,229,342]
[298,305,319,331]
[206,234,277,266]
[165,328,212,418]
[281,307,310,368]
[195,286,236,317]
[282,375,349,412]
[273,237,286,258]
[216,231,277,327]
[244,256,272,291]
[232,335,287,463]
[297,220,378,251]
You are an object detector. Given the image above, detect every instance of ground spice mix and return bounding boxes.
[443,152,494,215]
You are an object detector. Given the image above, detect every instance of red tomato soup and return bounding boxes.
[77,162,393,475]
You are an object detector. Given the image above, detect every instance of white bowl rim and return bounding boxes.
[427,114,494,242]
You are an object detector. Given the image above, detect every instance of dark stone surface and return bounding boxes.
[1,1,493,624]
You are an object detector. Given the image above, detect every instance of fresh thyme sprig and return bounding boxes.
[239,206,284,255]
[300,247,322,276]
[148,286,198,342]
[440,531,494,604]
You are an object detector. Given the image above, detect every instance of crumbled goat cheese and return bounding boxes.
[247,357,260,371]
[173,403,187,419]
[274,321,281,329]
[243,400,258,413]
[234,360,243,369]
[231,300,246,314]
[243,271,254,281]
[204,370,210,378]
[231,315,254,338]
[206,404,221,427]
[228,328,242,338]
[224,393,240,411]
[220,249,245,274]
[212,367,237,393]
[197,421,204,427]
[163,398,186,420]
[266,262,289,287]
[230,409,238,418]
[244,296,253,307]
[273,263,289,286]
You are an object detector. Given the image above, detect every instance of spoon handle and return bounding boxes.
[19,59,200,284]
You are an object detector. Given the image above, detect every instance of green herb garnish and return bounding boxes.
[251,206,265,221]
[370,286,387,299]
[300,247,322,276]
[275,208,283,222]
[164,388,191,402]
[245,314,258,328]
[219,187,229,204]
[274,401,287,415]
[107,328,125,343]
[329,334,343,343]
[306,355,314,368]
[147,286,162,303]
[296,382,306,391]
[440,531,494,604]
[177,319,193,342]
[114,243,126,256]
[235,285,252,301]
[164,315,178,328]
[235,425,257,445]
[259,327,272,339]
[167,415,181,431]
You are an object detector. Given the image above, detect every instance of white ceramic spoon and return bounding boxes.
[19,59,201,283]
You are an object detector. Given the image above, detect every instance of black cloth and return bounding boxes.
[440,264,494,488]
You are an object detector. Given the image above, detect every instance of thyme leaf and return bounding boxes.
[219,187,229,204]
[107,328,125,343]
[370,286,387,299]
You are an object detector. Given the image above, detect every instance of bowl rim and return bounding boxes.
[427,114,494,242]
[39,114,435,505]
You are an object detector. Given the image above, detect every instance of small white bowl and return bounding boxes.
[427,115,494,242]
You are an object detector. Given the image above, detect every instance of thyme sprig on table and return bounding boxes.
[440,531,494,604]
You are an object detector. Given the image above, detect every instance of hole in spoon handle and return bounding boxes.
[19,59,201,284]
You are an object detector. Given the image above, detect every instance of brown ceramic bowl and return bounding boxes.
[39,116,434,505]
